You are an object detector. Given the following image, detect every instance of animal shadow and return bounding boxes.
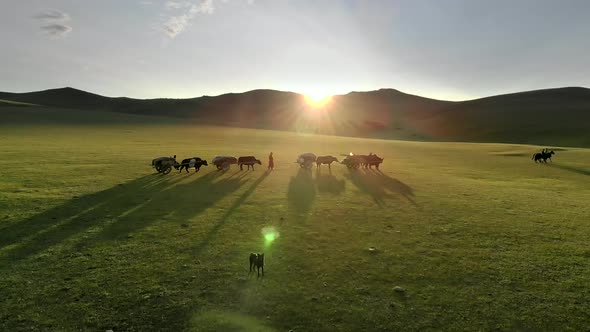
[552,164,590,177]
[191,170,270,255]
[315,169,345,194]
[0,171,247,267]
[345,169,415,206]
[287,168,316,218]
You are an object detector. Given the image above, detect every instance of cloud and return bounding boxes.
[221,0,254,3]
[41,24,73,37]
[191,0,215,14]
[162,0,214,38]
[160,0,254,39]
[34,9,70,21]
[140,1,154,5]
[34,9,72,38]
[165,1,192,10]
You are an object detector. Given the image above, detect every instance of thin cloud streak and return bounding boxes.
[34,9,72,38]
[34,9,70,21]
[41,23,73,38]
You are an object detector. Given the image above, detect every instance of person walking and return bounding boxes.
[268,152,274,170]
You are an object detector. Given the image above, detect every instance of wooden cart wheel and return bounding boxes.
[162,164,172,174]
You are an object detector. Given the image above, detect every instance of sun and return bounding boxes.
[304,93,333,108]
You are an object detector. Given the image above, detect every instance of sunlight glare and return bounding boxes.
[304,93,333,108]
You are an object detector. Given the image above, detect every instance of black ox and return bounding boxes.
[362,154,384,169]
[177,157,208,173]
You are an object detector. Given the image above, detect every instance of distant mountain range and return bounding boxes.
[1,86,589,147]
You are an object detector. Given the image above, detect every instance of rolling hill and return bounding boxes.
[1,86,589,147]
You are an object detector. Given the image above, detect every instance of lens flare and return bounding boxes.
[304,94,333,108]
[261,226,280,247]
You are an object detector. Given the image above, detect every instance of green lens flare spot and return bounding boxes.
[261,226,279,246]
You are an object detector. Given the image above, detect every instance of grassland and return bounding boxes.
[0,99,38,107]
[1,120,590,331]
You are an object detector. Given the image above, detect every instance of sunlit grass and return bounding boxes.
[1,121,589,331]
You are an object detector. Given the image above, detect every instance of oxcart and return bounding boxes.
[151,156,179,174]
[340,154,363,169]
[297,153,317,169]
[212,156,238,171]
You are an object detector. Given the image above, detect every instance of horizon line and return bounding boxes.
[1,85,589,103]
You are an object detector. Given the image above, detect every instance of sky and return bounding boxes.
[1,0,589,101]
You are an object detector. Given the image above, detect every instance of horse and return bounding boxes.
[532,150,555,163]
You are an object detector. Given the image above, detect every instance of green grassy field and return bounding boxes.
[1,123,590,331]
[0,99,38,107]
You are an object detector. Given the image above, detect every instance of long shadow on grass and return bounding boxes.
[345,169,416,206]
[0,170,249,331]
[315,168,345,194]
[95,171,247,241]
[191,170,271,255]
[287,168,316,219]
[552,164,590,176]
[0,175,165,250]
[0,170,246,267]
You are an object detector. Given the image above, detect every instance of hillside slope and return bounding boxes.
[422,87,590,146]
[1,86,589,147]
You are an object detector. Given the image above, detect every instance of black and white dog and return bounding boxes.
[249,253,264,277]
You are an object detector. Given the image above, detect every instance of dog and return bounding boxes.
[249,253,264,277]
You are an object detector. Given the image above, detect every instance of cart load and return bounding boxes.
[151,155,179,174]
[212,156,238,170]
[297,153,317,169]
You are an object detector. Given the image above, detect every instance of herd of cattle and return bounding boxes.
[150,155,261,174]
[298,153,384,169]
[151,147,557,174]
[151,153,384,174]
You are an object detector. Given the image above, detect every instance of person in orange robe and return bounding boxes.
[268,152,274,170]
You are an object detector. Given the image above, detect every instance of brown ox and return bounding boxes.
[238,156,262,170]
[315,155,339,169]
